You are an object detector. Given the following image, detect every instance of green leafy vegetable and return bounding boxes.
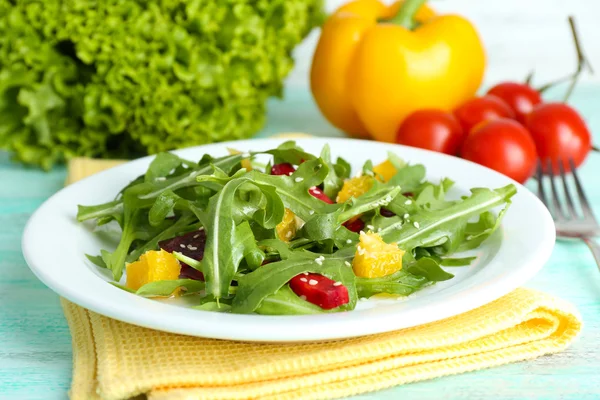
[77,143,516,316]
[136,279,205,297]
[255,285,325,315]
[0,1,324,169]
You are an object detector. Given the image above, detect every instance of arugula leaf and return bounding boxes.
[232,252,357,314]
[337,183,402,223]
[356,270,429,298]
[77,200,123,224]
[246,160,333,221]
[77,154,243,222]
[414,178,455,211]
[85,254,107,269]
[386,164,426,192]
[441,256,477,267]
[404,257,454,281]
[255,285,326,315]
[136,279,205,297]
[196,177,284,300]
[148,190,179,227]
[381,185,516,253]
[258,239,294,260]
[260,141,316,165]
[458,205,510,252]
[194,302,232,312]
[145,152,184,183]
[334,156,351,181]
[320,144,344,199]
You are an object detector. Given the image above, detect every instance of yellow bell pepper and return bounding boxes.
[310,0,485,142]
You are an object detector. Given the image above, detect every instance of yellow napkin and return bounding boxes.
[62,153,582,400]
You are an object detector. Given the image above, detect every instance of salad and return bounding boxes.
[78,142,516,315]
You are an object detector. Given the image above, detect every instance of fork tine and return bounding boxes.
[568,158,597,221]
[558,159,578,219]
[536,160,549,208]
[547,158,566,220]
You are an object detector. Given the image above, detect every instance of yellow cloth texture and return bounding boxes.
[62,155,582,400]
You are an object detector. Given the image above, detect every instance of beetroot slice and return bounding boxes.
[271,163,296,176]
[158,230,206,280]
[343,218,365,233]
[380,208,395,217]
[289,273,349,310]
[308,186,333,204]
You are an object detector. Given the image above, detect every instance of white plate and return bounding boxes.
[22,138,555,342]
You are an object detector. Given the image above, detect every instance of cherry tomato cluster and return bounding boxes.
[395,82,592,183]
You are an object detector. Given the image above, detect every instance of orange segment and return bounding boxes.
[336,175,374,203]
[276,208,297,242]
[227,148,252,171]
[372,160,397,182]
[352,231,405,278]
[126,249,181,294]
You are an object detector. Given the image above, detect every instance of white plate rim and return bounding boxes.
[22,138,555,342]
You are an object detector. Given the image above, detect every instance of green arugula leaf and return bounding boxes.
[232,251,357,314]
[196,177,284,300]
[255,285,326,315]
[320,144,344,199]
[136,279,205,297]
[194,302,232,312]
[247,160,333,221]
[381,185,516,254]
[85,254,107,268]
[148,190,179,227]
[334,156,352,181]
[458,205,510,252]
[260,141,316,165]
[77,153,243,222]
[356,270,429,298]
[440,256,477,267]
[404,257,454,281]
[145,152,184,183]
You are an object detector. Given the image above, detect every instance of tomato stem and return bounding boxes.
[524,70,535,85]
[537,16,593,101]
[389,0,428,29]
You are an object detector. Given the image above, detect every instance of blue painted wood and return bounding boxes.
[1,85,600,399]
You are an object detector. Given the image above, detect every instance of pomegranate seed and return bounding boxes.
[403,192,414,198]
[344,218,365,233]
[309,186,333,204]
[271,163,295,176]
[380,208,395,217]
[289,273,349,310]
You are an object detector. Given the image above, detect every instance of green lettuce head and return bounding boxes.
[0,0,323,169]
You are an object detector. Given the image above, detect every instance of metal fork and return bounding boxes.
[536,158,600,270]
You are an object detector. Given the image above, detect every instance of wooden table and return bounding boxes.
[1,86,599,399]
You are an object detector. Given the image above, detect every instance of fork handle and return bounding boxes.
[582,238,600,272]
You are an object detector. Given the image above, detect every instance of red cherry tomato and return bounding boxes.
[461,119,538,183]
[487,82,542,124]
[396,109,465,155]
[454,95,516,133]
[525,102,591,173]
